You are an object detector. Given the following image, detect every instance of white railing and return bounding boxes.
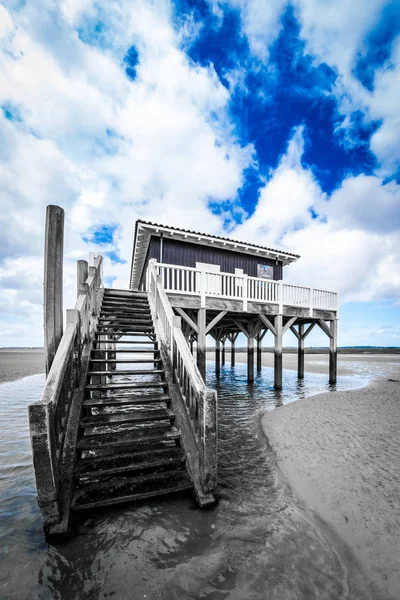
[148,260,217,498]
[247,277,280,303]
[282,283,311,308]
[154,262,338,313]
[313,288,338,311]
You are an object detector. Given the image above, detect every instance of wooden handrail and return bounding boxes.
[29,245,103,533]
[147,260,217,500]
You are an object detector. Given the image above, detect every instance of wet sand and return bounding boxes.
[262,378,400,600]
[0,349,44,384]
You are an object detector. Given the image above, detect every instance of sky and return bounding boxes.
[0,0,399,348]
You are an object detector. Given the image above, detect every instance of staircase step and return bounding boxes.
[87,369,163,376]
[101,299,149,305]
[75,447,184,477]
[76,426,180,451]
[98,317,152,323]
[93,340,155,345]
[85,381,166,391]
[72,473,193,511]
[104,289,147,296]
[80,409,175,429]
[89,359,162,364]
[97,324,153,329]
[91,348,159,353]
[101,302,150,314]
[97,328,154,334]
[101,301,149,308]
[83,393,170,408]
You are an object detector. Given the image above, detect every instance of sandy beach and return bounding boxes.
[262,378,400,600]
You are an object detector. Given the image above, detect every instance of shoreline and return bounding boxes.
[261,377,400,600]
[207,350,400,376]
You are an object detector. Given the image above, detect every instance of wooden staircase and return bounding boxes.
[72,289,193,512]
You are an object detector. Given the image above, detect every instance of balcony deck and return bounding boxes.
[154,262,338,320]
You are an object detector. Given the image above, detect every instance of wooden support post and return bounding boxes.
[28,402,60,529]
[298,324,304,379]
[215,337,221,378]
[197,308,206,382]
[44,205,64,375]
[256,335,262,372]
[230,333,238,367]
[248,335,254,383]
[274,314,283,389]
[221,338,225,366]
[329,319,338,384]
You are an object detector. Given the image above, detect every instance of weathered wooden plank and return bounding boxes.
[197,308,206,381]
[258,314,277,337]
[205,311,228,334]
[274,314,283,389]
[175,308,199,334]
[282,316,297,335]
[248,335,254,383]
[317,319,334,339]
[44,205,64,375]
[329,319,338,384]
[298,323,304,379]
[256,335,262,372]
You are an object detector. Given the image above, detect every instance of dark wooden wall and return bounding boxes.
[138,237,283,287]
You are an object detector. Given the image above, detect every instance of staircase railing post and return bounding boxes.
[199,388,217,494]
[44,205,64,375]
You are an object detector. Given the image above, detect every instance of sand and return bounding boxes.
[262,378,400,600]
[0,349,45,384]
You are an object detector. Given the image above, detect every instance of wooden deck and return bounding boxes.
[146,260,338,388]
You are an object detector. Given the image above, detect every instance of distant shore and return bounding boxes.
[262,378,400,600]
[207,350,400,376]
[0,349,44,384]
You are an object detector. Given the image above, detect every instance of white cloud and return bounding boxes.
[234,126,323,243]
[0,0,252,346]
[234,127,400,304]
[222,0,287,59]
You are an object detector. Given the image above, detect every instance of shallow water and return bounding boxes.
[0,357,396,599]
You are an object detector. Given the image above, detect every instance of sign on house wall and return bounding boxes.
[257,264,274,279]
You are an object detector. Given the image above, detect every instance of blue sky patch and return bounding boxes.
[105,251,127,265]
[83,224,119,246]
[124,46,139,81]
[1,102,23,123]
[175,2,380,216]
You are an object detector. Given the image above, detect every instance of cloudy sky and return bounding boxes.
[1,0,399,348]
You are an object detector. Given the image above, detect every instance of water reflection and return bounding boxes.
[0,359,389,599]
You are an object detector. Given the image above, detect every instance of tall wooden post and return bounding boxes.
[44,205,64,375]
[298,323,304,379]
[247,335,254,383]
[215,337,221,378]
[274,314,283,389]
[221,338,225,366]
[329,319,338,384]
[256,335,262,372]
[231,333,236,367]
[197,308,206,382]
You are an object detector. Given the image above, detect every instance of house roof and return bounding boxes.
[130,220,300,289]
